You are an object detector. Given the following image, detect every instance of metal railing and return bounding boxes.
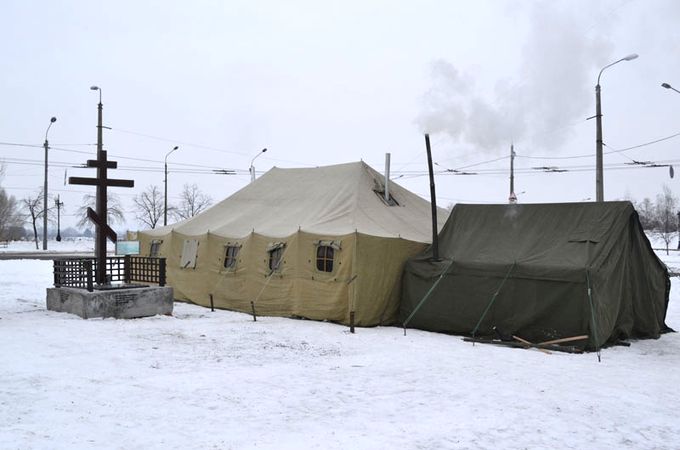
[53,256,166,292]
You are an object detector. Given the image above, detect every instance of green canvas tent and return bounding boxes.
[401,201,671,349]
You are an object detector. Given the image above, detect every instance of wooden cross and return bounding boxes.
[69,149,133,285]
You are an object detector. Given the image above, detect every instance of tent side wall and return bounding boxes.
[595,213,670,343]
[140,230,356,319]
[139,229,427,326]
[401,260,590,342]
[353,233,428,326]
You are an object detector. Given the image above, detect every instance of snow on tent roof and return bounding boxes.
[146,161,447,241]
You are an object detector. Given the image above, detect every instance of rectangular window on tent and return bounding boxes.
[269,247,283,272]
[266,242,286,272]
[149,240,162,257]
[180,239,199,269]
[316,245,334,272]
[313,240,341,273]
[224,245,240,269]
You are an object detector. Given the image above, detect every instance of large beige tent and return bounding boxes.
[138,161,446,326]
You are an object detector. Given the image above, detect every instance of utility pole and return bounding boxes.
[595,53,638,202]
[164,146,179,226]
[43,117,57,249]
[55,195,64,242]
[249,148,268,183]
[70,86,134,285]
[595,82,604,202]
[94,87,104,264]
[677,211,680,250]
[509,144,517,204]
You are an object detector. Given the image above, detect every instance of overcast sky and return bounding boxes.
[2,0,680,230]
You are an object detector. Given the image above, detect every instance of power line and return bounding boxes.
[1,143,242,173]
[110,128,251,157]
[516,129,680,161]
[0,156,249,176]
[604,131,680,153]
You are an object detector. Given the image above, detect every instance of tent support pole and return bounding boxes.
[585,269,602,362]
[471,262,517,339]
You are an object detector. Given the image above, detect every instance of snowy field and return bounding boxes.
[0,241,679,449]
[0,238,112,254]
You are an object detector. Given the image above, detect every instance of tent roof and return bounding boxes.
[146,161,447,241]
[433,201,648,270]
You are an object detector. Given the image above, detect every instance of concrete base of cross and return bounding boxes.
[46,286,173,319]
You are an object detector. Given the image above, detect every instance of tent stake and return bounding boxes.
[349,311,355,333]
[209,294,214,312]
[251,301,257,322]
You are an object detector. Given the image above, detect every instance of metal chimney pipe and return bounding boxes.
[509,144,517,204]
[425,134,439,260]
[384,153,391,203]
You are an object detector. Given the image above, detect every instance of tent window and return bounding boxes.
[150,240,162,257]
[180,239,199,269]
[269,246,284,272]
[316,246,335,272]
[224,245,240,269]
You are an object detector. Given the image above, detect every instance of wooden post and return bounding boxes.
[350,311,355,334]
[159,258,166,287]
[251,301,257,321]
[85,260,93,292]
[53,260,61,288]
[209,294,214,312]
[123,255,131,284]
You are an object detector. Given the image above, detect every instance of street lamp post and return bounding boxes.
[43,116,57,250]
[55,195,64,242]
[164,146,179,226]
[595,53,638,202]
[677,211,680,250]
[250,148,268,183]
[662,83,680,95]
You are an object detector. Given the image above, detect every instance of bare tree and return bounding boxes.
[0,164,21,240]
[653,185,678,255]
[0,188,21,240]
[172,183,212,220]
[635,197,658,230]
[133,185,164,229]
[22,189,46,249]
[75,193,126,229]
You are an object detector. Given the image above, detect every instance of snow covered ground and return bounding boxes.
[0,238,112,254]
[0,242,679,449]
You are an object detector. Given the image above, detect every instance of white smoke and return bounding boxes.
[416,2,614,154]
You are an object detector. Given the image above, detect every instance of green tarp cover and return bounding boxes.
[400,201,671,348]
